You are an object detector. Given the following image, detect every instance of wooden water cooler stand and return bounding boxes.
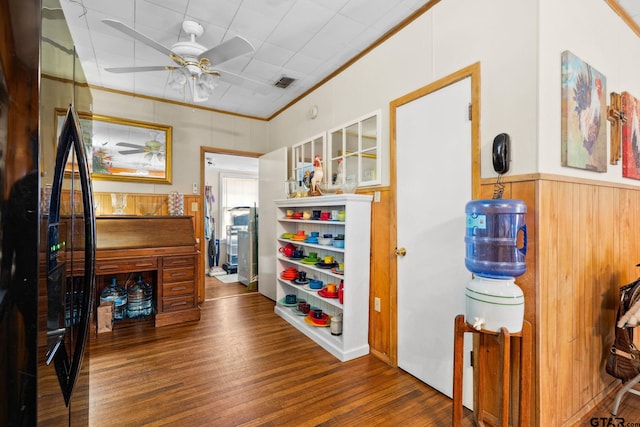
[452,314,532,427]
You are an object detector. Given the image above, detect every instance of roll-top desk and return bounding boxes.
[95,216,200,329]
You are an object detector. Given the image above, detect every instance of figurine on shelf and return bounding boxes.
[306,155,324,196]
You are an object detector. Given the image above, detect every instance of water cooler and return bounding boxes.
[464,199,527,333]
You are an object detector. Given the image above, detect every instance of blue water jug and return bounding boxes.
[465,199,527,278]
[100,277,127,321]
[127,275,153,319]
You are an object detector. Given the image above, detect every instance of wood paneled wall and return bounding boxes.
[479,174,639,426]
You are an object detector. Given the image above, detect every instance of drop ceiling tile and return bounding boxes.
[227,6,280,41]
[303,14,366,61]
[254,42,294,68]
[339,0,396,27]
[312,0,351,13]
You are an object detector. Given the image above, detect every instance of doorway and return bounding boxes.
[201,147,261,300]
[391,63,480,409]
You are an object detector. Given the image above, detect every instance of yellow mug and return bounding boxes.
[324,255,334,264]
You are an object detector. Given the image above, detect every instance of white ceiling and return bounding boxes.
[57,0,431,119]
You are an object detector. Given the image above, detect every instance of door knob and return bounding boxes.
[395,247,406,257]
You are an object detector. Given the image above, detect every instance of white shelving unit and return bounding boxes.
[274,194,372,361]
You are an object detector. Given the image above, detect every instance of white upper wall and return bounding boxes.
[269,0,539,182]
[90,89,270,195]
[539,0,640,183]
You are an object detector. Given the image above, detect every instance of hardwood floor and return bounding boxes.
[204,275,256,300]
[89,292,640,426]
[89,293,474,426]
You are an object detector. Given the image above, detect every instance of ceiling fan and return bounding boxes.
[102,19,267,102]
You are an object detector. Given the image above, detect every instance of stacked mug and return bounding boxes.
[168,191,184,216]
[464,199,527,333]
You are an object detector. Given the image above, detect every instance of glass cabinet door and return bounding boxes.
[291,133,325,189]
[327,110,381,190]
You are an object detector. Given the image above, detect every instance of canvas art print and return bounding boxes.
[561,50,607,172]
[622,92,640,179]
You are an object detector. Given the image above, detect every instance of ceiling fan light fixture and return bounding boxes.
[168,68,188,90]
[197,73,219,96]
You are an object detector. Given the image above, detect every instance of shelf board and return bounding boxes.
[275,305,371,362]
[278,278,342,309]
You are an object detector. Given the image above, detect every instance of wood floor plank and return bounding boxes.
[89,294,474,426]
[90,292,640,426]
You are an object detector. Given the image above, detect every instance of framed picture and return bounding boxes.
[622,92,640,179]
[55,109,172,183]
[561,50,607,172]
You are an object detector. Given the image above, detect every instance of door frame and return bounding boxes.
[388,62,481,365]
[198,146,263,302]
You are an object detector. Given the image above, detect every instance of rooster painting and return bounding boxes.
[561,51,607,171]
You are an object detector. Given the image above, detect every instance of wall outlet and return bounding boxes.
[374,297,381,312]
[192,183,198,194]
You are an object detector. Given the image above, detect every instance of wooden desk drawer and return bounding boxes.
[162,295,196,312]
[163,280,195,297]
[96,257,157,274]
[163,255,195,268]
[162,266,194,283]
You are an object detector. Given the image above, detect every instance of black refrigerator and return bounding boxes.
[0,0,96,425]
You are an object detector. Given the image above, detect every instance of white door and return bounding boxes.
[258,147,288,300]
[396,77,473,408]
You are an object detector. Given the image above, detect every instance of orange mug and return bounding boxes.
[326,283,337,293]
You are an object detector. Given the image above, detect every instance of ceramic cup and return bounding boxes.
[324,255,334,264]
[331,210,339,220]
[312,210,321,220]
[320,212,330,220]
[300,303,311,314]
[297,300,307,311]
[285,294,297,304]
[297,271,307,281]
[286,209,294,217]
[292,249,304,258]
[303,211,312,219]
[309,279,323,289]
[296,229,305,236]
[310,231,319,237]
[313,309,323,319]
[326,283,337,293]
[308,252,318,260]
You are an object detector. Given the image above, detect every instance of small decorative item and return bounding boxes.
[607,91,625,165]
[111,193,127,214]
[305,155,324,196]
[622,92,640,179]
[168,191,184,215]
[561,50,607,172]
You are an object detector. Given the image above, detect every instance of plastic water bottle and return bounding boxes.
[100,277,127,321]
[127,275,153,319]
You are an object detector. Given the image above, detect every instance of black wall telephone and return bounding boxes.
[492,133,511,174]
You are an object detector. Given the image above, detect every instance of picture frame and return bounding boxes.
[621,91,640,179]
[55,109,172,183]
[561,50,607,172]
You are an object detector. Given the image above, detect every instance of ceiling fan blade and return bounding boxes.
[116,142,144,149]
[199,36,254,67]
[102,19,174,58]
[118,149,145,155]
[105,65,172,73]
[219,70,271,95]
